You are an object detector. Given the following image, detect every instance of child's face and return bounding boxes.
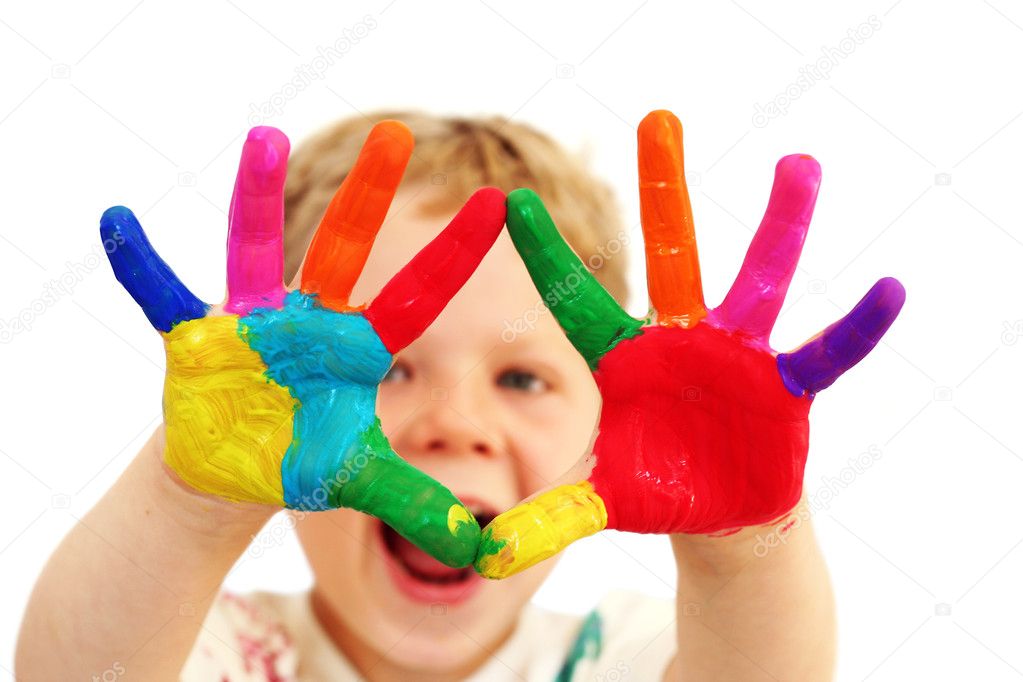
[295,185,602,673]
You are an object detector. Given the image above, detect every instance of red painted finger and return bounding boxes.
[364,187,507,353]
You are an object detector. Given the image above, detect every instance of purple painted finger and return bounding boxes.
[713,154,821,343]
[777,277,906,397]
[225,127,290,314]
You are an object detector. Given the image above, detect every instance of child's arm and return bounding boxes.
[16,122,506,681]
[473,110,904,679]
[667,502,835,681]
[17,427,276,681]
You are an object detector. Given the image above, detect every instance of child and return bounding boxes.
[17,111,840,680]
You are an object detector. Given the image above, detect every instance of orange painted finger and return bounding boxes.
[300,120,414,310]
[638,110,705,327]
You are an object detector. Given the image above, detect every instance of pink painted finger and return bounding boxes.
[713,154,821,343]
[225,127,290,314]
[364,187,506,353]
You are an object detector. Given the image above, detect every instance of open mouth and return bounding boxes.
[378,503,497,603]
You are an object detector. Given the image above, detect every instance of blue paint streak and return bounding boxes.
[777,277,905,397]
[241,291,393,510]
[100,206,208,332]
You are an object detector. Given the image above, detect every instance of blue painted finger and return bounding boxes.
[100,206,207,332]
[777,277,905,397]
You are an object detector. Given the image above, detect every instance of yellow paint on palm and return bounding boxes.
[162,316,294,505]
[475,481,608,580]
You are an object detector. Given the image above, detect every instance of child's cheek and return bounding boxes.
[504,389,600,486]
[512,428,591,496]
[375,381,426,431]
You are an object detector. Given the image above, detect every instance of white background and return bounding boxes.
[1,1,1021,680]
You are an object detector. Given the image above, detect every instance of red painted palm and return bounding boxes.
[475,110,905,578]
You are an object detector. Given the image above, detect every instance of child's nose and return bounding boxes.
[398,395,498,459]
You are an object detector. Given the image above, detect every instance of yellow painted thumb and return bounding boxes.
[474,481,608,580]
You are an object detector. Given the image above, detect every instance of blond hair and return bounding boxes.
[284,110,628,303]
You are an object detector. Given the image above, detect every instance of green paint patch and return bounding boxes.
[555,609,603,682]
[473,526,509,575]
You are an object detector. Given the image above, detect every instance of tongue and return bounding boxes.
[392,533,466,579]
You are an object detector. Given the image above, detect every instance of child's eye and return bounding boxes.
[382,362,412,384]
[496,369,548,393]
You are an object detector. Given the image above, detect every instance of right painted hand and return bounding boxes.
[475,110,905,578]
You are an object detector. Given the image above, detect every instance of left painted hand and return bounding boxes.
[476,110,905,578]
[103,122,506,567]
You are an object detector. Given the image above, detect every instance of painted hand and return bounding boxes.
[102,122,506,567]
[476,110,905,578]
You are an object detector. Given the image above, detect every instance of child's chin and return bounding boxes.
[377,621,499,676]
[367,515,515,674]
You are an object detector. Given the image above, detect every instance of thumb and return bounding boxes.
[474,461,608,580]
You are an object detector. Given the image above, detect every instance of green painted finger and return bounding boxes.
[338,422,480,568]
[506,189,643,369]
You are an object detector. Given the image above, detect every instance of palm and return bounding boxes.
[476,110,904,578]
[102,122,505,567]
[591,323,808,535]
[160,295,392,510]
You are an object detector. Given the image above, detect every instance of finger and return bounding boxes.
[100,206,206,332]
[714,154,821,341]
[300,120,414,310]
[284,421,480,568]
[343,449,480,569]
[225,127,290,314]
[474,481,607,579]
[506,188,643,370]
[638,110,705,327]
[777,278,906,397]
[364,187,506,353]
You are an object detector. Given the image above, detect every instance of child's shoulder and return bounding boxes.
[182,590,675,681]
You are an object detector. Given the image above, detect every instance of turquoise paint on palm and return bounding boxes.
[242,291,391,510]
[241,291,480,566]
